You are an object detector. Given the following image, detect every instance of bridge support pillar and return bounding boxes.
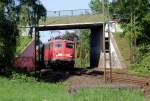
[90,27,103,68]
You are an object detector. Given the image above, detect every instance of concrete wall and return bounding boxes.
[90,26,103,67]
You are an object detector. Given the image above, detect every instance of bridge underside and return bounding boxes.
[35,22,104,68]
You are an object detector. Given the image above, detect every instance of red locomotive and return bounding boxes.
[43,39,75,68]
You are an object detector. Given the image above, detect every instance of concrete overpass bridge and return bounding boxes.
[36,22,104,68]
[34,9,106,68]
[17,9,126,82]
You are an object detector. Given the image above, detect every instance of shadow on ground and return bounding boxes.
[38,67,104,83]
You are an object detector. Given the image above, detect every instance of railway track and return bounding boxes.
[39,68,150,98]
[39,68,150,87]
[39,68,150,86]
[106,72,150,98]
[106,72,150,86]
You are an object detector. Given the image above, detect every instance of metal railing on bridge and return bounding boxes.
[46,9,103,17]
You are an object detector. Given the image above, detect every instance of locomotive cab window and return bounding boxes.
[55,43,63,48]
[66,43,74,48]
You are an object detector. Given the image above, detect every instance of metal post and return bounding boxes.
[74,38,77,67]
[102,0,106,83]
[80,33,83,68]
[59,11,61,16]
[34,28,37,80]
[108,22,112,83]
[71,10,74,16]
[107,3,112,83]
[37,31,40,68]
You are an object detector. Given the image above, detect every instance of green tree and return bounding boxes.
[112,0,150,73]
[0,0,46,72]
[62,31,79,41]
[16,0,46,27]
[89,0,102,13]
[77,29,90,67]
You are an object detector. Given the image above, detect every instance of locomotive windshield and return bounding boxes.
[55,43,63,48]
[66,43,74,49]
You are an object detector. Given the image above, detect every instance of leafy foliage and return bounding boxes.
[62,31,79,41]
[0,1,19,68]
[112,0,150,74]
[0,0,46,73]
[76,29,90,67]
[16,0,47,26]
[89,0,102,13]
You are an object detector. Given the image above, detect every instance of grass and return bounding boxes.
[40,14,104,25]
[74,87,146,101]
[16,36,32,54]
[113,32,130,65]
[113,32,150,76]
[0,76,147,101]
[0,76,70,101]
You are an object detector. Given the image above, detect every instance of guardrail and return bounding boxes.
[47,9,103,17]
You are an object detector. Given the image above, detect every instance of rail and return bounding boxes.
[107,72,150,86]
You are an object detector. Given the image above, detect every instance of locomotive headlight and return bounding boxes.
[56,53,63,56]
[65,54,72,57]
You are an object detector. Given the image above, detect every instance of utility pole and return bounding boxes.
[102,0,112,83]
[102,0,106,83]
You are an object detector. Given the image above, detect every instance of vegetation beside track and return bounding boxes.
[113,32,130,65]
[113,32,150,76]
[0,76,147,101]
[16,36,32,54]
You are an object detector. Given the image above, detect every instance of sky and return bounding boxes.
[40,0,91,11]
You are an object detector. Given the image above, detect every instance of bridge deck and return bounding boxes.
[36,22,104,31]
[40,14,104,26]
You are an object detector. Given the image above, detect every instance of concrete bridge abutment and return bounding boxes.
[90,27,103,68]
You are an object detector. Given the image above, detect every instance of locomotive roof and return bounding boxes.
[47,39,75,43]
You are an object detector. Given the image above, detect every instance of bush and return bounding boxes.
[11,71,35,82]
[129,53,150,74]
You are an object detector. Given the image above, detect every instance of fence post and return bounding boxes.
[71,10,73,16]
[59,11,61,16]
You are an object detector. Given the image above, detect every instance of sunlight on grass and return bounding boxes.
[16,36,32,54]
[0,77,70,101]
[113,32,130,65]
[74,87,146,101]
